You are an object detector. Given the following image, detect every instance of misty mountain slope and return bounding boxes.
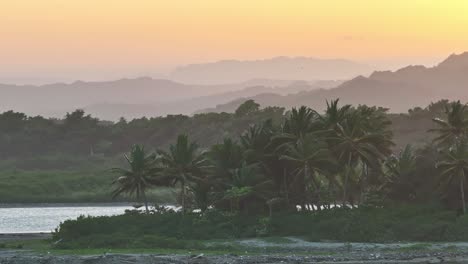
[0,77,207,115]
[170,57,372,84]
[198,52,468,113]
[82,80,341,120]
[0,77,313,118]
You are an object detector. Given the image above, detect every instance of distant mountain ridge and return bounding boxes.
[199,52,468,113]
[0,75,339,120]
[0,77,309,116]
[170,57,373,84]
[82,80,341,120]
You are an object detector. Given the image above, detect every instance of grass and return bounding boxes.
[0,156,176,203]
[0,238,336,256]
[0,169,176,203]
[5,238,465,257]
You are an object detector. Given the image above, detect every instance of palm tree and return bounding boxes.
[280,133,334,210]
[283,106,317,137]
[316,99,352,132]
[111,145,157,213]
[430,101,468,146]
[383,145,418,202]
[437,140,468,214]
[333,122,394,205]
[208,138,243,180]
[223,162,272,214]
[157,134,208,214]
[352,105,393,136]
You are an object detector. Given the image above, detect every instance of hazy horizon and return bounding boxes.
[1,1,465,84]
[0,56,443,85]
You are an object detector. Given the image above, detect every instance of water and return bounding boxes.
[0,204,134,233]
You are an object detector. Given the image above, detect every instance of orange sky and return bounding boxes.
[1,0,468,83]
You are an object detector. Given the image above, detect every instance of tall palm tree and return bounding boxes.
[352,105,392,136]
[208,138,243,180]
[280,133,334,210]
[430,101,468,146]
[333,122,394,205]
[223,162,272,214]
[240,119,275,164]
[383,145,418,202]
[437,140,468,214]
[157,134,208,214]
[316,99,352,131]
[283,106,317,137]
[111,145,157,213]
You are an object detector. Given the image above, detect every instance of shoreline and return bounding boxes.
[1,248,468,263]
[0,202,176,209]
[3,235,468,263]
[0,202,136,208]
[0,233,52,242]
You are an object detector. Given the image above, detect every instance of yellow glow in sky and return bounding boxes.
[1,0,468,76]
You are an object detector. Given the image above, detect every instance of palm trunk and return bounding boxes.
[181,181,186,215]
[143,192,149,214]
[283,168,290,207]
[310,172,322,211]
[360,162,367,205]
[304,164,309,210]
[343,154,352,208]
[461,174,466,214]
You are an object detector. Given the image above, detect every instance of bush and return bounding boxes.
[53,205,468,249]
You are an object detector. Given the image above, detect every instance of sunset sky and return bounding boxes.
[1,0,468,83]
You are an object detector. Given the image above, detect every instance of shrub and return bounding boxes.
[53,205,468,249]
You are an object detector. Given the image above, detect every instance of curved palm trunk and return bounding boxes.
[461,173,466,214]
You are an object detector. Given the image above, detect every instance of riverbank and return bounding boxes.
[2,238,468,263]
[0,233,51,242]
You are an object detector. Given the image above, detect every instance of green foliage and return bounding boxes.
[111,144,160,212]
[235,99,260,117]
[430,101,468,146]
[53,205,468,248]
[0,163,175,203]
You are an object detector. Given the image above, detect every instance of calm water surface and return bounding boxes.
[0,204,134,233]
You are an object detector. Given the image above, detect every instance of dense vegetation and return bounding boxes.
[54,206,468,249]
[52,99,468,246]
[0,98,450,202]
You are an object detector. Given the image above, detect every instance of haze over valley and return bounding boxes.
[1,53,467,120]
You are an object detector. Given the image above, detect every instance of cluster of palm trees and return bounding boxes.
[431,101,468,214]
[112,99,468,215]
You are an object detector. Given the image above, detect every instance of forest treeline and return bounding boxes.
[0,99,450,161]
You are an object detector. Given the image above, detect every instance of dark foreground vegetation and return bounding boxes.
[53,205,468,249]
[49,99,468,247]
